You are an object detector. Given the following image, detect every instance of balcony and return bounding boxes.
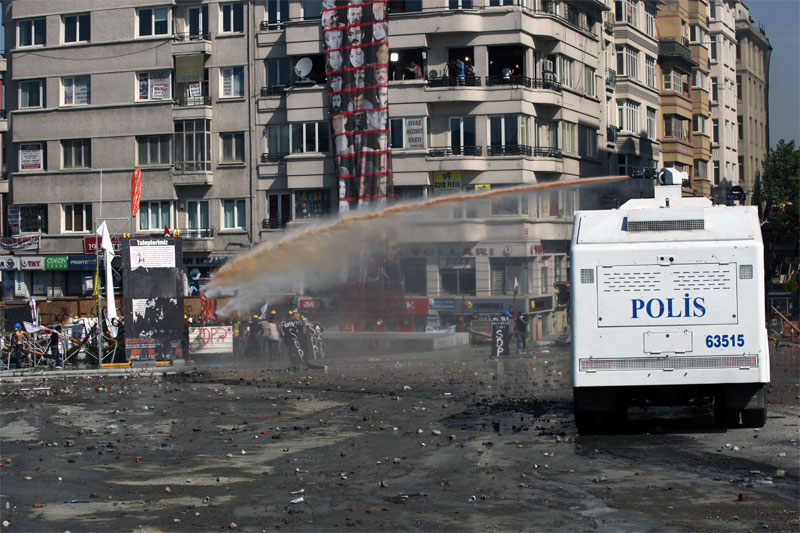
[604,21,614,34]
[260,20,285,31]
[487,144,532,157]
[606,68,617,87]
[261,85,286,97]
[262,217,290,230]
[427,76,482,88]
[172,33,212,55]
[658,39,694,64]
[173,95,211,107]
[427,146,482,157]
[181,228,214,239]
[533,146,563,158]
[173,171,213,186]
[530,77,562,91]
[180,228,214,252]
[261,152,288,163]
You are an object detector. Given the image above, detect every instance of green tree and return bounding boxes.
[759,139,799,284]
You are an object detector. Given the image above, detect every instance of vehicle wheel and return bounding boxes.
[574,412,598,435]
[714,396,740,428]
[741,408,766,428]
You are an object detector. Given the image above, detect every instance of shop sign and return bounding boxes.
[0,257,19,270]
[84,236,123,254]
[404,118,425,149]
[469,299,515,313]
[19,256,45,270]
[429,298,455,311]
[0,235,40,251]
[438,257,474,270]
[404,297,429,315]
[183,256,229,266]
[20,143,43,171]
[7,205,20,234]
[432,170,461,193]
[528,296,553,312]
[399,246,499,257]
[299,298,332,312]
[68,255,98,270]
[45,256,68,270]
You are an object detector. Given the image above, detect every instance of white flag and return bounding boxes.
[97,221,115,258]
[96,221,118,320]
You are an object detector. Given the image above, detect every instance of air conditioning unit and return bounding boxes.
[542,60,554,73]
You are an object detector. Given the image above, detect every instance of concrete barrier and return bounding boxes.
[323,331,469,356]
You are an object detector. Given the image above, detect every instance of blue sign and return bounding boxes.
[429,298,455,311]
[68,255,98,270]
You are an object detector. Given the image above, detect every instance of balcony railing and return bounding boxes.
[533,146,563,158]
[173,95,211,106]
[261,85,286,97]
[427,75,482,87]
[181,228,213,239]
[262,217,290,230]
[487,144,532,156]
[606,68,617,87]
[428,146,482,157]
[260,20,285,31]
[261,152,288,163]
[530,77,562,91]
[486,75,530,87]
[174,31,210,41]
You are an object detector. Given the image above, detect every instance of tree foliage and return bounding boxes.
[760,139,799,244]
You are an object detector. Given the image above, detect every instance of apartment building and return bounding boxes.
[707,0,738,200]
[606,0,662,205]
[2,0,616,335]
[734,0,770,205]
[2,0,254,301]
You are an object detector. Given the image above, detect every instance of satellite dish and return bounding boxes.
[294,57,313,80]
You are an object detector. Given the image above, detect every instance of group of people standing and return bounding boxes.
[236,311,283,361]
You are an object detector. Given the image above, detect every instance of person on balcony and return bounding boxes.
[456,58,466,84]
[502,66,514,83]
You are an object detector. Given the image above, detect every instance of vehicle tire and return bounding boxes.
[741,408,766,428]
[574,411,598,435]
[714,395,740,428]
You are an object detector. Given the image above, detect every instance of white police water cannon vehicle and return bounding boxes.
[570,168,768,433]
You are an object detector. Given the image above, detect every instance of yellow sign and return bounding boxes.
[474,184,491,191]
[464,301,473,310]
[530,300,536,310]
[432,170,462,193]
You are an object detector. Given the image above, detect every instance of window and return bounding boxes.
[265,125,290,157]
[584,66,595,96]
[62,139,91,169]
[440,260,475,296]
[64,13,90,43]
[692,70,707,89]
[19,142,46,171]
[578,125,597,157]
[663,69,685,93]
[711,77,718,102]
[389,117,425,150]
[540,260,550,295]
[266,58,291,88]
[614,0,638,26]
[617,99,640,134]
[710,38,717,61]
[64,203,92,233]
[490,258,529,296]
[450,117,476,150]
[712,119,719,143]
[617,46,638,80]
[20,80,44,108]
[449,0,474,8]
[303,0,322,19]
[709,0,716,20]
[137,71,171,101]
[664,116,686,140]
[645,56,656,88]
[295,189,331,219]
[220,67,244,97]
[221,132,245,163]
[18,18,46,47]
[693,115,708,134]
[174,119,212,171]
[266,0,289,27]
[291,122,330,153]
[138,7,170,37]
[644,7,655,37]
[138,201,173,231]
[223,199,246,230]
[186,200,211,237]
[188,5,209,39]
[618,153,641,177]
[735,75,741,100]
[690,24,705,43]
[401,259,427,295]
[694,160,708,180]
[558,55,574,88]
[646,108,656,139]
[220,3,244,33]
[62,76,91,106]
[491,193,528,216]
[137,135,171,165]
[738,115,743,140]
[267,192,292,228]
[489,115,519,147]
[560,121,576,153]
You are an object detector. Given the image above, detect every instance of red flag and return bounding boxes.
[164,224,171,237]
[130,168,142,217]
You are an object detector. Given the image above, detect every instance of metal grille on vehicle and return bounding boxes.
[580,269,594,284]
[627,219,704,232]
[579,355,757,371]
[739,264,753,279]
[673,268,732,290]
[601,270,659,292]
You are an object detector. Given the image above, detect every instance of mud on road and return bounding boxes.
[1,345,798,532]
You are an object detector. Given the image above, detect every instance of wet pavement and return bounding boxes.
[1,344,798,532]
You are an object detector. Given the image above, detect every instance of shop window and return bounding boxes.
[295,189,332,219]
[440,259,475,295]
[401,258,427,295]
[490,258,529,296]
